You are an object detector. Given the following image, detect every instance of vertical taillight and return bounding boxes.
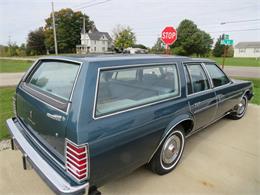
[65,140,88,181]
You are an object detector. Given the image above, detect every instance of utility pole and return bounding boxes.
[222,45,227,69]
[83,15,86,35]
[51,1,58,55]
[83,15,86,53]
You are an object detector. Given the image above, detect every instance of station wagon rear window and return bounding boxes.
[95,64,179,117]
[27,60,80,101]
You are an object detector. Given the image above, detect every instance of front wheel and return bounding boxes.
[148,126,185,175]
[228,95,248,120]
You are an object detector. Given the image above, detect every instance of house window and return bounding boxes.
[102,40,105,45]
[254,48,260,53]
[239,48,246,53]
[102,47,105,52]
[94,40,96,45]
[94,47,96,52]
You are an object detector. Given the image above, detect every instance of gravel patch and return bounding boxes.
[0,139,11,151]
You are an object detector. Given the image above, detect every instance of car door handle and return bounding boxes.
[46,113,64,121]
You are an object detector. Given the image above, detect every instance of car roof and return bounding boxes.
[39,54,215,64]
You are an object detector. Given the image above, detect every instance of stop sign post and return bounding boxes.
[161,26,177,54]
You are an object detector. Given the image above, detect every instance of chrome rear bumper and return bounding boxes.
[6,118,89,195]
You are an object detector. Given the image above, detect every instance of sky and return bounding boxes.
[0,0,259,47]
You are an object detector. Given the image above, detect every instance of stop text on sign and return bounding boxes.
[162,31,176,39]
[161,26,177,46]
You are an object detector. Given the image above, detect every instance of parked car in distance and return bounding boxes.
[6,55,253,195]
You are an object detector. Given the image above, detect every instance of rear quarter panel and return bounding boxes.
[74,59,192,187]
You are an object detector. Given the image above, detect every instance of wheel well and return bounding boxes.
[179,120,194,136]
[245,90,252,100]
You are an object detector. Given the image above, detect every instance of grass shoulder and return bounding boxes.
[209,57,260,67]
[0,59,33,73]
[231,77,260,105]
[0,87,15,140]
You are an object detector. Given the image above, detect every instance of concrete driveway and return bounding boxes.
[0,104,259,195]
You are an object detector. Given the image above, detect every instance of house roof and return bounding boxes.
[235,42,260,49]
[81,29,112,41]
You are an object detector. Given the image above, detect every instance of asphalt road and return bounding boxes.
[224,66,260,78]
[0,72,24,87]
[0,104,259,195]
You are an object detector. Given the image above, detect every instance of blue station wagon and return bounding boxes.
[6,55,253,194]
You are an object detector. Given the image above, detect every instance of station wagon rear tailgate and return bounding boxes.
[15,59,81,159]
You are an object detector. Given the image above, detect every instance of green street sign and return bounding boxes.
[220,39,233,45]
[224,34,229,40]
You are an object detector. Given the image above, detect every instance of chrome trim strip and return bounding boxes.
[148,118,193,162]
[19,87,68,115]
[24,84,67,104]
[193,101,218,114]
[201,63,214,89]
[67,166,86,177]
[66,146,87,156]
[6,118,88,194]
[92,62,182,120]
[66,160,87,169]
[66,154,88,162]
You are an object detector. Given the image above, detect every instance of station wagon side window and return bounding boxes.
[184,66,193,95]
[95,64,179,117]
[185,64,210,94]
[204,64,230,87]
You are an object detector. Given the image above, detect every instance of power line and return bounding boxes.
[72,0,100,9]
[75,0,112,10]
[220,19,260,25]
[136,28,260,37]
[209,28,260,33]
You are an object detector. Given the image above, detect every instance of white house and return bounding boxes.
[76,29,112,54]
[234,42,260,58]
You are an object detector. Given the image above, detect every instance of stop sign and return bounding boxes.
[161,26,177,46]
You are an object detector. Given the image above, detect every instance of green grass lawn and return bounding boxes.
[0,59,33,73]
[0,87,15,140]
[0,78,259,140]
[232,77,260,105]
[209,57,260,67]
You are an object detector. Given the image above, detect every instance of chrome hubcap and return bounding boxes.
[237,98,246,115]
[161,135,181,164]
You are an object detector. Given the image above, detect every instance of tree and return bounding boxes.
[132,44,147,49]
[150,38,165,54]
[44,8,94,53]
[212,34,234,57]
[212,35,225,57]
[26,27,46,55]
[171,19,213,56]
[113,25,136,52]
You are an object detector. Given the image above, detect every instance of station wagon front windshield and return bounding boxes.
[28,61,80,101]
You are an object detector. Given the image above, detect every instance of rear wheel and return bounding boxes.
[228,95,248,120]
[148,126,185,175]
